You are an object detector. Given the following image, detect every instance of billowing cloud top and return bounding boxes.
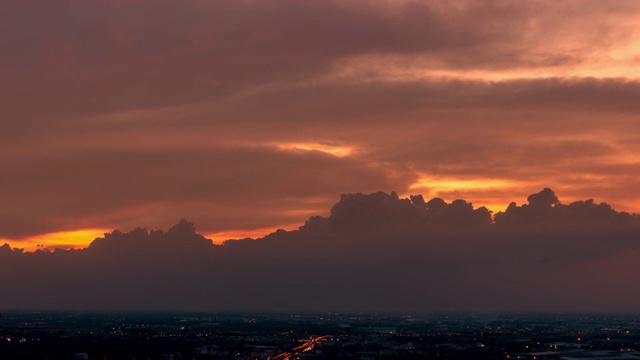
[2,189,640,312]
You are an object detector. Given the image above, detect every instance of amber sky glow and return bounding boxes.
[205,224,301,245]
[2,0,640,250]
[0,229,109,252]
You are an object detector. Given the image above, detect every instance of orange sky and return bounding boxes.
[2,0,640,251]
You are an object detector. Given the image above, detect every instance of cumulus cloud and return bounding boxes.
[2,189,640,312]
[495,188,639,231]
[313,191,491,237]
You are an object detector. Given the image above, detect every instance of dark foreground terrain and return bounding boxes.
[2,311,640,359]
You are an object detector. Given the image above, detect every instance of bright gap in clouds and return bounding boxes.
[205,223,302,245]
[1,229,108,253]
[276,143,354,157]
[408,175,527,213]
[410,175,520,191]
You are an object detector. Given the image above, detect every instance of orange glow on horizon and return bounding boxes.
[205,224,301,245]
[0,228,108,253]
[401,174,541,214]
[0,225,303,251]
[406,175,526,213]
[3,186,640,251]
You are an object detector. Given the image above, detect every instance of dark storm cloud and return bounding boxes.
[2,189,640,312]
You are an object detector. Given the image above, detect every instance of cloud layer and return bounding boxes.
[2,189,640,312]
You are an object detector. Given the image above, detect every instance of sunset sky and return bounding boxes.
[2,0,640,251]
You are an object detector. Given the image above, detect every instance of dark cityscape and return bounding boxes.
[3,311,640,360]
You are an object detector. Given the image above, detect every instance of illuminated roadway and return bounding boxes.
[268,336,329,360]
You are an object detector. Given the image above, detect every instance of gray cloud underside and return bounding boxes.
[2,189,640,312]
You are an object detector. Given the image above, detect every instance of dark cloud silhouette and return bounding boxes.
[315,191,491,237]
[2,189,640,312]
[86,219,213,256]
[495,188,639,231]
